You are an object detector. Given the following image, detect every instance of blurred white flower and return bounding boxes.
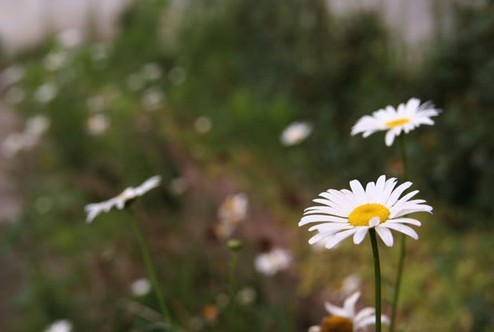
[280,121,312,146]
[44,319,73,332]
[142,63,163,81]
[131,278,151,297]
[44,51,67,71]
[218,193,248,224]
[169,177,189,195]
[86,114,109,136]
[351,98,440,147]
[341,274,362,298]
[213,193,248,239]
[57,29,83,49]
[168,66,186,85]
[84,175,161,223]
[1,115,50,157]
[4,86,25,104]
[34,83,58,103]
[254,247,292,276]
[194,116,212,134]
[237,287,257,305]
[0,65,24,87]
[141,88,165,111]
[90,43,110,63]
[308,292,389,332]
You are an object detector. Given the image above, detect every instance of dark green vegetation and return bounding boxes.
[1,0,493,331]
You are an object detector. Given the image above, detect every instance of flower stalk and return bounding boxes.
[390,134,409,332]
[129,210,171,330]
[369,228,382,332]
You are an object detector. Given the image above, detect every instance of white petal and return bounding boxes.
[385,181,413,207]
[353,227,369,245]
[325,229,357,249]
[307,326,321,332]
[343,291,360,316]
[369,217,380,227]
[354,307,375,324]
[376,226,394,247]
[349,179,366,203]
[299,214,347,226]
[309,223,353,233]
[324,303,350,318]
[388,218,421,226]
[381,223,419,239]
[385,130,396,146]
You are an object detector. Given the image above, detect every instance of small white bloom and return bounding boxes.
[86,114,109,136]
[169,177,188,195]
[84,175,161,223]
[131,278,152,296]
[254,247,292,276]
[299,175,432,249]
[142,63,163,81]
[1,115,50,157]
[307,292,389,332]
[90,43,110,63]
[218,193,248,224]
[280,121,312,146]
[341,274,362,297]
[237,287,257,305]
[44,51,67,71]
[44,319,73,332]
[351,98,440,147]
[34,83,58,103]
[0,65,24,86]
[141,88,165,111]
[194,116,212,134]
[213,193,248,239]
[57,29,83,49]
[4,86,25,104]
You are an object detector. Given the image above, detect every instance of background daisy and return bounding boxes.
[307,291,389,332]
[351,98,440,146]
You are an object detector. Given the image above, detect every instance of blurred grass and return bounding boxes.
[0,0,493,331]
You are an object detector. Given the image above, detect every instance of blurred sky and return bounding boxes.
[0,0,460,58]
[0,0,131,56]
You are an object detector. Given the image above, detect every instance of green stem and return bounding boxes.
[129,211,171,330]
[228,250,239,312]
[390,134,409,332]
[369,229,382,332]
[398,134,409,181]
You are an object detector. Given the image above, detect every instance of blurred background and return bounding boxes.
[0,0,493,331]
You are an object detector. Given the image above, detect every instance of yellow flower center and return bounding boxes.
[320,315,353,332]
[385,118,410,128]
[348,203,390,226]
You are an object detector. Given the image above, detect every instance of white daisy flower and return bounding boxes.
[280,121,312,146]
[214,193,249,239]
[308,291,389,332]
[254,247,292,276]
[299,175,432,249]
[86,114,110,136]
[84,175,161,223]
[1,115,50,157]
[351,98,440,146]
[131,277,152,297]
[44,319,73,332]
